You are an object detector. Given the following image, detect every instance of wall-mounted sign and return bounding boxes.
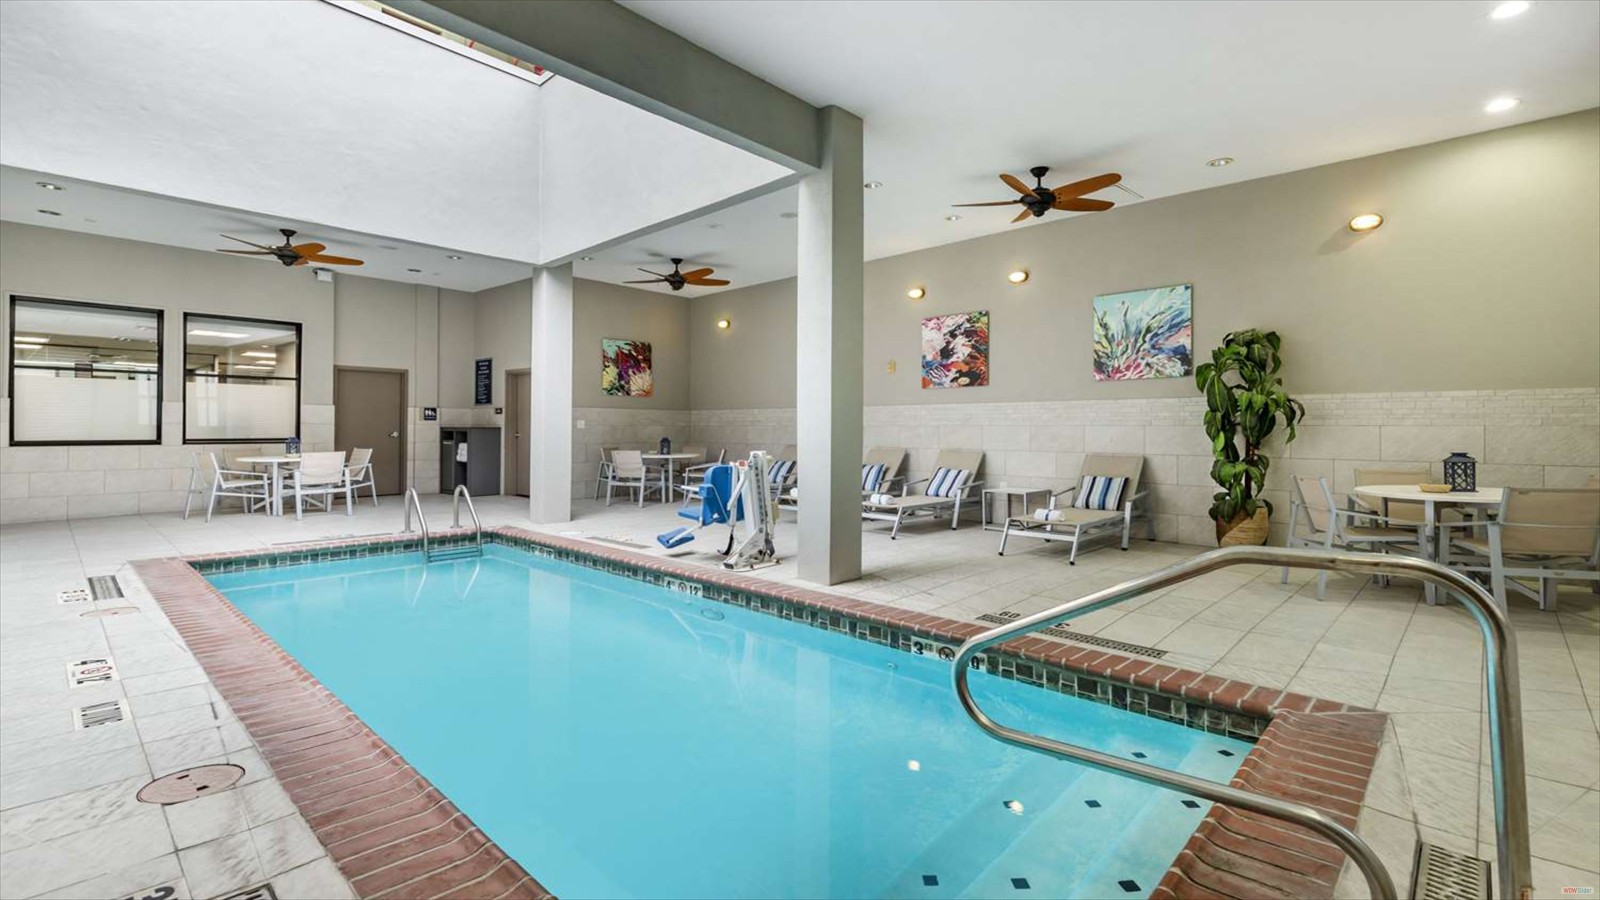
[421,407,438,421]
[474,358,493,405]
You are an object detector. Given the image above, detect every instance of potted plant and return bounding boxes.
[1195,329,1305,545]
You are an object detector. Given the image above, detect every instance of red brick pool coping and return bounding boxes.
[133,526,1388,900]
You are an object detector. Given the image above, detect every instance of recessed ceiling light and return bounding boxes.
[1007,269,1030,284]
[779,212,798,219]
[578,256,595,261]
[378,244,399,250]
[12,335,49,344]
[36,181,63,191]
[707,223,723,229]
[1206,157,1234,168]
[445,254,462,260]
[241,350,278,359]
[864,181,883,190]
[406,268,422,273]
[944,214,961,222]
[1348,213,1385,232]
[37,209,61,216]
[1490,0,1531,19]
[188,329,249,339]
[906,287,926,300]
[1484,96,1521,113]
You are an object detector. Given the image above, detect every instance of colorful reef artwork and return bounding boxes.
[601,339,654,397]
[921,311,990,389]
[1092,284,1193,381]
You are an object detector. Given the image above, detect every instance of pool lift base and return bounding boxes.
[657,452,779,571]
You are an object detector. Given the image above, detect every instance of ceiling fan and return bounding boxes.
[955,167,1122,223]
[625,258,730,291]
[215,228,365,267]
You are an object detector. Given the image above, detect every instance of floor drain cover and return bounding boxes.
[80,606,141,618]
[137,764,245,804]
[1412,841,1490,899]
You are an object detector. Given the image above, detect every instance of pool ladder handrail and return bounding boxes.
[451,485,484,557]
[402,487,430,559]
[952,544,1531,900]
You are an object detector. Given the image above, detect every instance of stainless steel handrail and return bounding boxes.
[952,545,1531,900]
[402,487,429,560]
[452,485,484,556]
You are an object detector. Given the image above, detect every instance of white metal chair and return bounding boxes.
[678,448,727,501]
[998,454,1151,564]
[862,449,984,539]
[604,449,662,506]
[1442,487,1600,611]
[287,451,354,520]
[1283,475,1425,599]
[201,452,270,523]
[346,447,378,506]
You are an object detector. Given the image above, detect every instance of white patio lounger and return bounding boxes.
[997,454,1151,563]
[862,449,983,539]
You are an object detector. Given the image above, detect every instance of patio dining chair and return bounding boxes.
[1441,487,1600,611]
[200,452,271,523]
[1283,475,1425,599]
[287,451,354,520]
[604,450,663,506]
[346,447,378,506]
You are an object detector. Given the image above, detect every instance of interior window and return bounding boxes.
[8,295,163,445]
[183,314,301,443]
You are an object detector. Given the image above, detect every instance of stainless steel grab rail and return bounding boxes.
[952,545,1531,900]
[402,487,429,559]
[451,485,484,556]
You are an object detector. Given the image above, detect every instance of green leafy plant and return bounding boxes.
[1195,329,1305,525]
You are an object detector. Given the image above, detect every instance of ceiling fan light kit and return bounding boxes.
[954,166,1120,223]
[623,257,730,291]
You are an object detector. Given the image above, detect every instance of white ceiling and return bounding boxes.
[610,0,1600,273]
[0,166,535,293]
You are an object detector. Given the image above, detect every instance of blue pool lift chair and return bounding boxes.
[659,464,740,552]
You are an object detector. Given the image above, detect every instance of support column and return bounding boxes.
[796,106,864,585]
[529,264,573,524]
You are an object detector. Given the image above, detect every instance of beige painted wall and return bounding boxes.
[0,222,337,404]
[690,109,1600,409]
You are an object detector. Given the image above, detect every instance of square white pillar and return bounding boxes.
[529,264,573,524]
[796,106,865,585]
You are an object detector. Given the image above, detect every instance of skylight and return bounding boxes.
[326,0,555,85]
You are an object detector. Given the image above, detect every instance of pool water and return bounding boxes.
[209,545,1249,899]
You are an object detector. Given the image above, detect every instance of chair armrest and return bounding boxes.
[900,476,930,497]
[1335,508,1421,528]
[959,479,984,496]
[218,467,268,480]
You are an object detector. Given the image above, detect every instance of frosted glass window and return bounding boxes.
[9,296,162,445]
[183,314,300,443]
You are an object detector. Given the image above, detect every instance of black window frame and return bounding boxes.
[7,294,165,447]
[181,311,303,445]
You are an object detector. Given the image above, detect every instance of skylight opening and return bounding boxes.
[326,0,555,86]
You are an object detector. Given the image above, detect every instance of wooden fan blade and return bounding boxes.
[221,234,276,251]
[302,253,364,266]
[637,268,667,277]
[1050,172,1122,199]
[624,278,666,284]
[686,277,730,286]
[999,173,1039,199]
[1011,208,1034,224]
[290,242,326,257]
[216,249,274,255]
[679,267,714,280]
[1053,197,1115,212]
[952,200,1023,207]
[292,257,311,267]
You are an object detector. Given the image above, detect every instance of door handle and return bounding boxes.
[388,431,400,438]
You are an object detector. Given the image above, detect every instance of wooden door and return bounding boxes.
[506,371,531,497]
[334,368,405,495]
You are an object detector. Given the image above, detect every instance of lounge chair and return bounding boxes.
[1441,487,1600,611]
[862,450,983,539]
[766,445,798,500]
[782,447,906,508]
[997,454,1150,564]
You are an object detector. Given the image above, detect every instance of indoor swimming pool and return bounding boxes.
[208,544,1251,899]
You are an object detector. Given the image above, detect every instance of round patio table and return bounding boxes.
[1352,483,1503,603]
[642,452,703,503]
[234,455,301,517]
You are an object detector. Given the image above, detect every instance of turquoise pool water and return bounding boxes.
[209,545,1249,899]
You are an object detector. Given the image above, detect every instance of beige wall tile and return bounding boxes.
[1379,425,1485,462]
[1144,425,1215,457]
[1543,467,1600,488]
[28,471,105,497]
[1084,426,1144,454]
[0,447,69,473]
[68,446,143,471]
[1288,426,1381,460]
[0,473,29,499]
[1486,426,1600,467]
[1029,426,1084,452]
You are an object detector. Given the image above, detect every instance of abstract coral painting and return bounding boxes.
[921,311,990,389]
[601,339,654,397]
[1092,284,1193,380]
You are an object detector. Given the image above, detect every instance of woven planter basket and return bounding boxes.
[1216,507,1271,546]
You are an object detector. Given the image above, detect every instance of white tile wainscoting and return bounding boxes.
[570,407,692,500]
[0,402,338,525]
[690,388,1600,547]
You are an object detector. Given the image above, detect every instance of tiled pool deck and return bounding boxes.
[2,495,1595,898]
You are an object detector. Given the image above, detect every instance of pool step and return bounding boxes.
[428,545,482,562]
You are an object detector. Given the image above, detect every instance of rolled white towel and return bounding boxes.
[869,492,895,506]
[1034,508,1066,522]
[788,487,799,499]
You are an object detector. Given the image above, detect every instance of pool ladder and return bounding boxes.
[402,486,484,562]
[952,545,1532,900]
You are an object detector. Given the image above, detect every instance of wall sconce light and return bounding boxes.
[716,318,731,330]
[886,360,896,374]
[1348,213,1384,232]
[1007,269,1030,284]
[907,286,926,300]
